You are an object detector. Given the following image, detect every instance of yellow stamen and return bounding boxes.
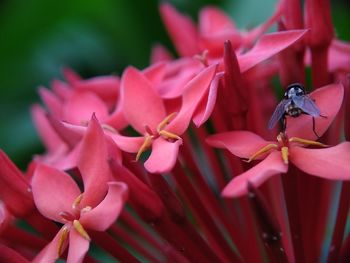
[289,137,328,147]
[57,226,69,257]
[136,135,154,161]
[73,220,91,241]
[157,112,178,132]
[159,130,181,140]
[281,147,289,164]
[245,144,278,163]
[193,50,209,66]
[72,194,83,209]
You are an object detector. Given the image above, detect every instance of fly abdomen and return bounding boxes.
[286,104,302,118]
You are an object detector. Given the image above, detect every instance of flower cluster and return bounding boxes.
[1,1,350,263]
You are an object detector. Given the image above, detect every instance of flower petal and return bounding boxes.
[66,229,90,263]
[144,138,182,174]
[31,104,64,152]
[199,6,237,36]
[222,151,287,198]
[78,115,111,208]
[286,83,344,140]
[206,131,273,159]
[199,7,241,55]
[73,76,120,107]
[160,3,199,57]
[63,67,81,83]
[80,182,128,231]
[38,87,63,118]
[166,64,217,135]
[150,44,173,63]
[192,72,223,126]
[108,133,145,153]
[31,164,81,222]
[0,149,34,217]
[290,142,350,180]
[63,91,109,125]
[121,67,166,133]
[32,227,67,263]
[143,62,167,87]
[238,29,308,72]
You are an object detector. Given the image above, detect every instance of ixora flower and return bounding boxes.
[206,83,350,197]
[31,164,128,263]
[110,64,217,173]
[30,115,128,263]
[159,2,284,58]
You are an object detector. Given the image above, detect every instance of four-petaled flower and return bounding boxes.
[207,83,350,197]
[31,115,128,263]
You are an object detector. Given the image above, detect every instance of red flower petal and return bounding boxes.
[238,29,308,72]
[121,67,166,133]
[222,151,288,198]
[167,64,217,135]
[199,7,241,54]
[78,115,111,208]
[143,62,167,87]
[31,105,64,152]
[66,228,90,263]
[38,87,63,118]
[108,133,145,153]
[192,72,223,126]
[0,150,33,216]
[63,91,108,125]
[31,164,81,223]
[206,131,273,159]
[32,227,67,263]
[290,142,350,180]
[150,44,173,63]
[63,67,81,83]
[73,76,120,107]
[144,138,182,174]
[160,3,199,57]
[80,182,128,231]
[286,83,344,140]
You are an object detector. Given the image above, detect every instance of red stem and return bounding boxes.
[90,231,140,263]
[327,182,350,263]
[310,46,330,89]
[109,225,161,263]
[281,165,305,263]
[172,160,242,263]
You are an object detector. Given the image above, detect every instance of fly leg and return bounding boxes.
[281,114,287,134]
[312,117,321,139]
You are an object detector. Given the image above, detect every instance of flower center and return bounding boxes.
[136,112,181,161]
[194,50,209,67]
[245,132,328,164]
[57,194,91,257]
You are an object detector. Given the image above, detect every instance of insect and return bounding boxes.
[268,83,324,138]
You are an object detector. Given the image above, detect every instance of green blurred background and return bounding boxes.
[0,0,349,169]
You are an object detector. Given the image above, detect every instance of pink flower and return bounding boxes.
[38,71,126,129]
[31,164,127,263]
[112,65,217,173]
[206,83,350,197]
[193,29,309,127]
[159,2,284,58]
[30,115,128,262]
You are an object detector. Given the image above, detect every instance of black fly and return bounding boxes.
[268,83,324,138]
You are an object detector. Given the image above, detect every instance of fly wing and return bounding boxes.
[292,96,320,117]
[268,99,288,129]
